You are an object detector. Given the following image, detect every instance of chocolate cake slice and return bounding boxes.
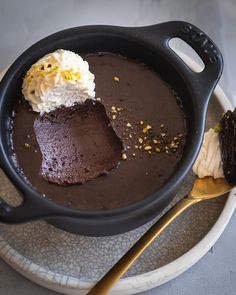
[34,100,123,185]
[219,108,236,184]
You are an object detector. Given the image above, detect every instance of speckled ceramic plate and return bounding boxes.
[0,53,235,295]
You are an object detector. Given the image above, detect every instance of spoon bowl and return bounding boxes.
[190,177,232,200]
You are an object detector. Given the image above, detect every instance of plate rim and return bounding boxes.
[0,52,235,295]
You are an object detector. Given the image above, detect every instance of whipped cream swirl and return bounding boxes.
[22,49,95,113]
[193,128,224,179]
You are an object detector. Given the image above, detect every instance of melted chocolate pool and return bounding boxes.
[11,53,187,210]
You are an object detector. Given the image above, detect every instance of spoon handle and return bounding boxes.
[87,196,200,295]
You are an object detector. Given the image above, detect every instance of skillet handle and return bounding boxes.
[0,194,58,224]
[140,21,223,107]
[0,174,67,223]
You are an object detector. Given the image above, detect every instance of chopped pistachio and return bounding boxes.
[114,76,120,82]
[144,146,152,151]
[142,125,152,133]
[112,114,116,120]
[132,153,136,157]
[122,153,127,160]
[140,120,144,125]
[126,122,132,127]
[24,143,30,149]
[155,147,161,153]
[214,123,222,133]
[142,128,148,134]
[96,97,101,101]
[138,138,143,144]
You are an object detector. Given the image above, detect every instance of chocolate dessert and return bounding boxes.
[193,107,236,184]
[34,100,123,185]
[11,53,187,210]
[219,109,236,184]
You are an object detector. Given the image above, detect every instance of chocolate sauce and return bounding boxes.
[11,53,187,210]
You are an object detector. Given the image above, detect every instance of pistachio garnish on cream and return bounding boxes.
[22,49,95,113]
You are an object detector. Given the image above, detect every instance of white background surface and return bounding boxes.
[0,0,236,294]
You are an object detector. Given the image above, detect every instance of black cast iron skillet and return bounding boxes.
[0,21,223,236]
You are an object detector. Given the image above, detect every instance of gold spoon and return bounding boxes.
[87,177,233,295]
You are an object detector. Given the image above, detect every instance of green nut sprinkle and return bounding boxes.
[214,123,222,133]
[24,143,30,149]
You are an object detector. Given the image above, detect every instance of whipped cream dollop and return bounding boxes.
[193,128,224,179]
[22,49,95,113]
